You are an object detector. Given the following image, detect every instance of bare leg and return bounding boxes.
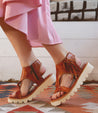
[0,18,45,96]
[43,44,81,99]
[0,19,37,67]
[43,44,68,64]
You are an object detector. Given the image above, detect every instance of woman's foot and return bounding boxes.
[51,52,94,107]
[51,54,82,100]
[10,61,46,97]
[8,59,56,104]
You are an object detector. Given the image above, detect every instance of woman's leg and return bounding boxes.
[43,44,81,99]
[43,44,68,64]
[0,18,45,96]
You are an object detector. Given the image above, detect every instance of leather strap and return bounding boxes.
[55,86,69,93]
[55,52,82,93]
[18,59,45,87]
[9,88,22,99]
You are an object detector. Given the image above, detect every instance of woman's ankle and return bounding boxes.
[54,51,68,65]
[20,57,38,68]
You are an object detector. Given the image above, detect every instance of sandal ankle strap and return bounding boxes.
[56,52,82,79]
[55,52,82,90]
[18,59,45,87]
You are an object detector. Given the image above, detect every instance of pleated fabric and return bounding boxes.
[0,0,62,47]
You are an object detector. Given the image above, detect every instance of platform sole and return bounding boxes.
[8,74,56,104]
[50,63,94,106]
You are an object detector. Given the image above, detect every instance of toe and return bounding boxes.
[56,92,61,98]
[51,93,57,100]
[60,91,64,96]
[51,92,63,100]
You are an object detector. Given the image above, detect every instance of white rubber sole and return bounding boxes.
[8,74,56,104]
[50,63,94,106]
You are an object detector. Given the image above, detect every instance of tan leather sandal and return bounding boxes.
[8,59,55,104]
[50,52,94,106]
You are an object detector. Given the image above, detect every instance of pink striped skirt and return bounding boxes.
[0,0,62,47]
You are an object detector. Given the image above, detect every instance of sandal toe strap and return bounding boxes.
[55,86,70,93]
[10,88,22,99]
[15,89,22,98]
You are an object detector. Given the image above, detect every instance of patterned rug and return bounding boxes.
[0,82,98,113]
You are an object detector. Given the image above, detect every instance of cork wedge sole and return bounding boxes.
[8,74,56,104]
[50,63,94,106]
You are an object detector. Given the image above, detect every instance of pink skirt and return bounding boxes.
[0,0,62,47]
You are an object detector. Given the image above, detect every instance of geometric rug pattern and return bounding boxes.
[0,82,98,113]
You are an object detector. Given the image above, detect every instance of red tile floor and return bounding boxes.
[0,82,98,113]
